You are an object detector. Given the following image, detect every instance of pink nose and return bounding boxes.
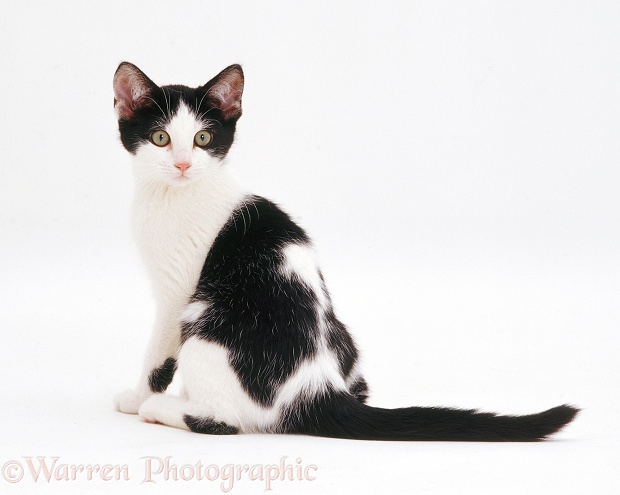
[175,162,191,172]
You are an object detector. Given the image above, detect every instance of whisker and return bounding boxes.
[197,90,210,114]
[144,96,167,121]
[161,87,172,119]
[244,203,252,232]
[239,206,247,235]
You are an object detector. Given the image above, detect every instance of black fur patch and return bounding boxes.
[324,309,359,378]
[348,377,369,403]
[184,415,238,435]
[148,357,177,393]
[182,197,323,406]
[282,389,580,441]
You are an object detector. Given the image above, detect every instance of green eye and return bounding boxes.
[151,130,170,147]
[194,130,212,147]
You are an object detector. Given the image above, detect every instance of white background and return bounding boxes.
[1,1,618,493]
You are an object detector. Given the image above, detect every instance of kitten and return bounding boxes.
[112,62,578,440]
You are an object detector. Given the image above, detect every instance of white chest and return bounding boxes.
[131,174,245,306]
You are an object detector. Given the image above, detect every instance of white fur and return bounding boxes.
[133,231,350,428]
[114,104,246,414]
[180,301,210,323]
[275,334,347,406]
[145,334,347,433]
[280,242,327,309]
[116,96,356,428]
[132,102,218,186]
[131,104,245,310]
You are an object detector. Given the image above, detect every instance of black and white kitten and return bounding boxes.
[112,62,578,441]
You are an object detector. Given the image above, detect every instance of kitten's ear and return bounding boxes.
[203,65,244,121]
[113,62,157,120]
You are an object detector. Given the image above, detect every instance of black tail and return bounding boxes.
[284,391,579,441]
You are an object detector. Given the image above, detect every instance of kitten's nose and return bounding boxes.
[175,162,191,172]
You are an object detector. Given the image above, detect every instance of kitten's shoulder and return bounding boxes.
[211,195,310,257]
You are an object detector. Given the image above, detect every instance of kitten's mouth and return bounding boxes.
[167,173,192,186]
[173,162,192,184]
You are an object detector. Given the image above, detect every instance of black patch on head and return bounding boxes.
[182,196,322,407]
[114,63,242,158]
[148,357,177,393]
[184,415,238,435]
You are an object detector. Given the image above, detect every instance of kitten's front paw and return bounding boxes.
[114,389,149,414]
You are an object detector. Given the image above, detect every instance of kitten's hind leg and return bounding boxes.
[138,395,189,429]
[138,395,238,435]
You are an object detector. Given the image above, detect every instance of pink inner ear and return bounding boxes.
[113,76,136,119]
[219,92,242,120]
[113,65,152,120]
[114,75,133,104]
[208,69,244,121]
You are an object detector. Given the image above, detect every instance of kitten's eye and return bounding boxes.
[151,130,170,147]
[194,130,212,148]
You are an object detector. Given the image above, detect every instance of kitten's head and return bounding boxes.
[113,62,243,186]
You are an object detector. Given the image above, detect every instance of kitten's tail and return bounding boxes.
[284,391,579,441]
